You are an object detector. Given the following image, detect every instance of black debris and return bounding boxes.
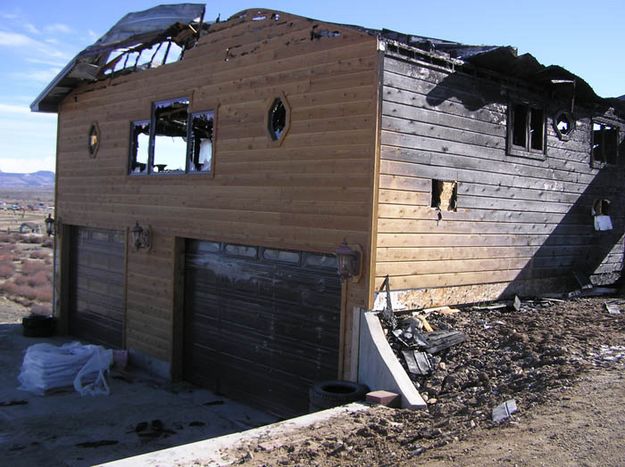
[75,440,119,448]
[0,400,28,407]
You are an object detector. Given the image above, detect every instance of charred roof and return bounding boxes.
[31,5,623,114]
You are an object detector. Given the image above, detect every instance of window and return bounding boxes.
[591,121,619,167]
[553,111,575,141]
[508,103,545,157]
[592,199,613,231]
[88,122,100,158]
[431,179,457,212]
[266,94,290,144]
[129,97,216,176]
[152,98,189,174]
[130,120,150,174]
[188,111,214,173]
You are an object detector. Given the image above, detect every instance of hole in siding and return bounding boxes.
[431,180,458,212]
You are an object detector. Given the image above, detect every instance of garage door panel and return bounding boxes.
[184,240,341,416]
[69,226,125,349]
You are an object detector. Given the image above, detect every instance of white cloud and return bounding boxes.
[45,23,72,34]
[0,31,32,47]
[87,30,99,40]
[12,67,62,84]
[26,57,66,68]
[24,23,40,35]
[0,12,19,20]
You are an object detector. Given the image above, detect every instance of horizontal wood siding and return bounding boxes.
[376,55,625,307]
[56,12,378,369]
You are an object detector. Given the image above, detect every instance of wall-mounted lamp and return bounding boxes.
[45,214,56,237]
[335,240,363,283]
[131,222,151,251]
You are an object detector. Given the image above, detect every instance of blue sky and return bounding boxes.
[0,0,623,173]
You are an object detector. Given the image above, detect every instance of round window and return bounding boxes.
[553,111,575,140]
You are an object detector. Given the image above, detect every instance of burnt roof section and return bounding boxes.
[376,28,624,111]
[32,6,621,114]
[31,3,205,113]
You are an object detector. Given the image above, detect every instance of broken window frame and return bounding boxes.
[186,110,216,175]
[553,110,575,141]
[129,99,221,177]
[129,120,151,175]
[591,119,619,168]
[507,103,546,159]
[592,198,613,231]
[151,97,190,175]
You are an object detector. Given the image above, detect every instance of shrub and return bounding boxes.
[41,237,53,249]
[20,234,44,244]
[0,231,19,244]
[0,281,52,303]
[0,262,15,278]
[30,303,52,316]
[30,249,51,260]
[21,259,50,275]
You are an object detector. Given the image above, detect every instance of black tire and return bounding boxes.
[22,315,56,337]
[309,380,369,412]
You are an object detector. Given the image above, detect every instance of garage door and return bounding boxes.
[184,240,341,416]
[69,226,125,348]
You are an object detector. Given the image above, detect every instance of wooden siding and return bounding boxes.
[375,55,625,307]
[55,11,379,372]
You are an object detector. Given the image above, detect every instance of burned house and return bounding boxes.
[32,5,625,415]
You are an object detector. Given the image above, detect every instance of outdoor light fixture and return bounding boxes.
[131,222,151,251]
[335,240,362,283]
[45,214,56,237]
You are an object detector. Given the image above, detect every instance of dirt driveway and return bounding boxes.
[0,321,276,467]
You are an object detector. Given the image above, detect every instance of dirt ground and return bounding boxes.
[225,297,625,466]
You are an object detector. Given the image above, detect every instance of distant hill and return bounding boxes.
[0,170,55,188]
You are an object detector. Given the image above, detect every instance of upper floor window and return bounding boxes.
[591,121,619,168]
[152,98,189,174]
[129,98,215,176]
[188,111,214,173]
[507,103,545,158]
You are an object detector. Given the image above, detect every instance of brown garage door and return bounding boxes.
[184,240,341,417]
[69,226,125,348]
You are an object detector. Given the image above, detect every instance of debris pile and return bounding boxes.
[233,297,625,466]
[381,295,625,429]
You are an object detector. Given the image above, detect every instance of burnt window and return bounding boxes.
[592,122,619,167]
[129,120,150,174]
[431,180,457,212]
[593,199,613,231]
[554,111,575,140]
[129,98,219,177]
[88,122,100,158]
[508,104,545,157]
[266,96,290,143]
[152,97,189,174]
[188,111,214,173]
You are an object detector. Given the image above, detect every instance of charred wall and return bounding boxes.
[375,53,625,308]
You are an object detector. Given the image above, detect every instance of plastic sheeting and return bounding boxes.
[18,342,113,396]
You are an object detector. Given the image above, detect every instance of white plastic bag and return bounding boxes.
[73,346,113,396]
[18,342,113,396]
